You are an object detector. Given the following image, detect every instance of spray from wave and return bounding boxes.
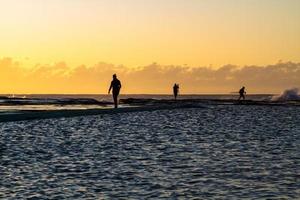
[272,88,300,101]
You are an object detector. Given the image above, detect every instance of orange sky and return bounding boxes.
[0,0,299,94]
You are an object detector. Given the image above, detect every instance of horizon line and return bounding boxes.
[0,93,276,96]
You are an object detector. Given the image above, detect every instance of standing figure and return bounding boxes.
[108,74,122,108]
[238,86,246,100]
[173,83,179,100]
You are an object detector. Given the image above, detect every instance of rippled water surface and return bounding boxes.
[1,105,299,199]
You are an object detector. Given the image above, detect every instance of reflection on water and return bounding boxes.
[0,105,299,199]
[0,94,274,113]
[0,105,112,112]
[23,94,274,101]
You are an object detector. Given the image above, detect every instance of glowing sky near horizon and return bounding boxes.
[0,0,299,68]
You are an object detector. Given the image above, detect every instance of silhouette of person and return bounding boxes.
[108,74,122,108]
[173,83,179,100]
[238,86,246,100]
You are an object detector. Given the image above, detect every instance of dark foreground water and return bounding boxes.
[0,105,299,199]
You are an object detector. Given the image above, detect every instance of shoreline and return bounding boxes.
[0,104,203,123]
[0,98,299,123]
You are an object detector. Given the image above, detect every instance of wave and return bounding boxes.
[272,88,300,101]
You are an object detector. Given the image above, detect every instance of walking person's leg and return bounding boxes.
[113,93,118,108]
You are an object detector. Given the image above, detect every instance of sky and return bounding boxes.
[0,0,299,94]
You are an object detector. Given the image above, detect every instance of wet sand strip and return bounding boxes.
[1,98,299,123]
[120,98,300,106]
[0,104,203,123]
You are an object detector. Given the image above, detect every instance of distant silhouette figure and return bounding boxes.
[173,83,179,100]
[108,74,122,108]
[238,86,246,100]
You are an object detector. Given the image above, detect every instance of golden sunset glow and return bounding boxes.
[0,0,299,94]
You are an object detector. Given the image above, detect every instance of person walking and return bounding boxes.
[173,83,179,100]
[108,74,122,108]
[238,86,246,100]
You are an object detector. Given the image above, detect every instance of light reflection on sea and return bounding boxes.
[0,105,112,112]
[0,94,273,112]
[0,105,299,199]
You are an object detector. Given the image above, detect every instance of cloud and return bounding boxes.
[0,57,299,94]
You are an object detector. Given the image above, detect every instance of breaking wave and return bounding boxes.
[272,88,300,101]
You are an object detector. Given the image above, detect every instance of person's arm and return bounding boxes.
[119,81,122,90]
[108,82,112,94]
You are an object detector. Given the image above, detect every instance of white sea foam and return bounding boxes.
[272,88,300,101]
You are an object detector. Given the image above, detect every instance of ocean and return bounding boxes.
[5,94,273,102]
[0,102,299,199]
[0,94,274,112]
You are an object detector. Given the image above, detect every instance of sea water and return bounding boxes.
[4,94,273,102]
[0,105,299,199]
[0,94,273,112]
